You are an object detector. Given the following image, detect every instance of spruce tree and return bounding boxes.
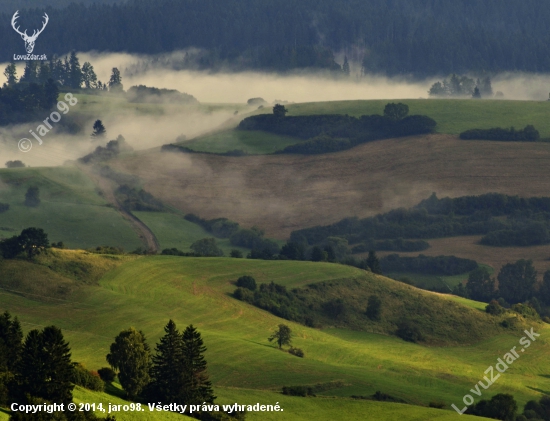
[0,311,23,373]
[366,251,382,274]
[40,326,74,404]
[150,320,185,403]
[15,327,74,404]
[181,325,215,405]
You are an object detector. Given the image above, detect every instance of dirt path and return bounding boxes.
[79,165,160,253]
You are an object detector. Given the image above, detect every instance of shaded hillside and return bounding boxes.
[0,255,546,413]
[113,133,550,239]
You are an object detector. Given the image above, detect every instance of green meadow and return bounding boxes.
[177,99,550,154]
[0,254,545,420]
[288,99,550,137]
[133,211,249,255]
[0,167,141,251]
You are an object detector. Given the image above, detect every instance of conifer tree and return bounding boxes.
[3,63,17,86]
[149,320,184,403]
[15,327,74,404]
[0,311,23,373]
[181,325,215,404]
[366,250,382,274]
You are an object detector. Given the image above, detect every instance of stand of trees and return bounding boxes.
[0,227,49,259]
[290,193,550,249]
[105,321,235,419]
[0,311,113,421]
[460,125,540,142]
[4,2,550,75]
[380,254,478,276]
[238,104,436,155]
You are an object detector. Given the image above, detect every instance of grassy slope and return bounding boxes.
[172,99,550,154]
[133,211,249,255]
[0,166,141,251]
[0,257,545,421]
[288,99,550,137]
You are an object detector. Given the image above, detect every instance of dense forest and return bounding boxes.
[291,193,550,248]
[3,0,550,75]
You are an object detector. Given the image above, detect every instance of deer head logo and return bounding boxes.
[11,11,49,54]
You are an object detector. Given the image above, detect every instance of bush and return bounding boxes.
[282,386,311,397]
[97,367,116,383]
[396,320,423,343]
[5,160,25,168]
[230,249,243,258]
[372,391,406,403]
[510,303,539,318]
[88,246,124,255]
[24,186,40,207]
[72,364,104,391]
[486,299,505,315]
[236,275,257,291]
[190,238,224,257]
[366,295,382,321]
[288,347,304,358]
[161,248,185,256]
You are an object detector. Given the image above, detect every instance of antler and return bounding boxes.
[29,13,49,40]
[11,11,28,37]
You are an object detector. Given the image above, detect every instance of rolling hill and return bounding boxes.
[0,252,544,420]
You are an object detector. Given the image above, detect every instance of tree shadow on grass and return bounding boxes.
[104,381,127,399]
[527,386,550,395]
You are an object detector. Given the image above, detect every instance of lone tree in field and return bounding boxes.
[269,324,292,349]
[91,119,106,139]
[273,104,288,118]
[24,186,40,207]
[383,102,409,121]
[107,327,151,399]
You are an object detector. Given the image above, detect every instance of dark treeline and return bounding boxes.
[4,1,550,75]
[351,239,429,253]
[380,254,478,276]
[460,125,540,142]
[184,214,280,255]
[291,193,550,248]
[238,104,436,155]
[0,78,58,125]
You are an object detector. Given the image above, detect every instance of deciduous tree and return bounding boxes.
[106,328,151,399]
[268,324,292,349]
